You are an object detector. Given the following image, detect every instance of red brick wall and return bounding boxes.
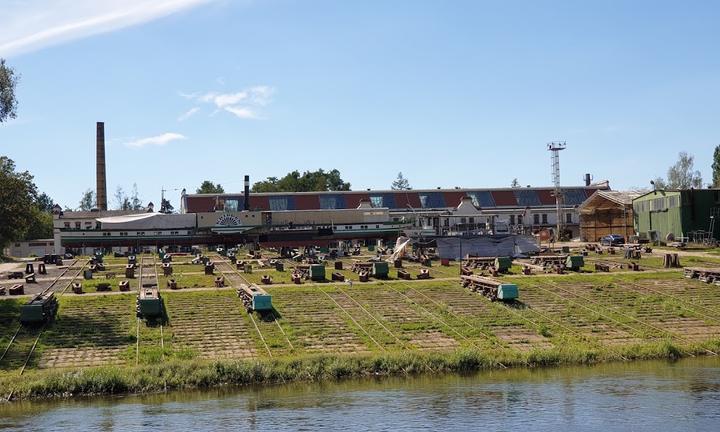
[294,194,320,210]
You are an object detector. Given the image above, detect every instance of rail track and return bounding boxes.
[1,259,83,401]
[0,259,81,367]
[135,255,165,365]
[212,256,289,357]
[535,280,717,356]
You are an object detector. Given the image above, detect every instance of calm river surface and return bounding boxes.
[1,357,719,431]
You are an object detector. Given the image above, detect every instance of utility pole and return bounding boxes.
[547,142,566,241]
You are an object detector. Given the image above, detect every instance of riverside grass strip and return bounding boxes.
[3,339,720,401]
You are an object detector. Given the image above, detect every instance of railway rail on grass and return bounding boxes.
[2,259,84,401]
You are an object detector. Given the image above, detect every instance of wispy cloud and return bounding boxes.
[125,132,186,148]
[181,85,275,120]
[0,0,217,57]
[177,107,200,122]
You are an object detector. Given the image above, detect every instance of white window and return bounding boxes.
[269,197,288,211]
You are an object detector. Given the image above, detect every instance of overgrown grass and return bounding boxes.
[2,338,718,401]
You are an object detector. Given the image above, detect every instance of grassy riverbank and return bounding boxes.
[2,338,719,400]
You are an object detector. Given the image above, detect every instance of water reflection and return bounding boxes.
[1,357,719,431]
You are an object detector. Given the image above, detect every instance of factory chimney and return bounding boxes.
[584,173,592,187]
[244,175,250,210]
[96,122,108,211]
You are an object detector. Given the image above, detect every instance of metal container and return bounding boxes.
[252,293,273,311]
[372,262,389,278]
[20,292,58,325]
[565,255,585,271]
[494,257,513,272]
[137,287,162,318]
[310,264,326,281]
[497,283,519,300]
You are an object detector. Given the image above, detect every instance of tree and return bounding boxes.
[160,198,174,214]
[35,192,54,212]
[78,189,96,211]
[651,177,667,190]
[391,172,411,190]
[0,59,19,123]
[655,152,703,189]
[24,190,55,240]
[196,180,225,194]
[0,157,37,249]
[252,169,351,192]
[24,207,53,240]
[114,186,130,210]
[510,178,520,188]
[712,145,720,188]
[130,183,143,210]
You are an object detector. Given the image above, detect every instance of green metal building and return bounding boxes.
[632,189,720,242]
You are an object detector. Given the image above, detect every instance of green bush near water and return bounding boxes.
[2,338,717,401]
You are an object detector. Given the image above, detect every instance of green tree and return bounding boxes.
[24,207,53,240]
[656,152,703,189]
[0,157,37,249]
[196,180,225,194]
[391,172,411,190]
[160,198,174,213]
[0,59,19,123]
[712,145,720,188]
[78,189,96,211]
[35,192,54,212]
[252,169,351,192]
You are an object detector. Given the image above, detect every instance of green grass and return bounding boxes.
[2,338,717,401]
[158,273,218,289]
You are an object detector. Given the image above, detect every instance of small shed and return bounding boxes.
[578,191,640,242]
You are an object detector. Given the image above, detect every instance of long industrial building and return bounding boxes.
[182,183,610,238]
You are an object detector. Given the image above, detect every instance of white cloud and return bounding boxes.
[177,107,200,122]
[125,132,186,148]
[183,85,275,120]
[224,106,258,119]
[0,0,217,57]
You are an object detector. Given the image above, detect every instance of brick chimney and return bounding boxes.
[96,122,108,211]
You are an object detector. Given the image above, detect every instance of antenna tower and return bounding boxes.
[547,142,566,241]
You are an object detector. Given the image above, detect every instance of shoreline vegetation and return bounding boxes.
[2,339,718,402]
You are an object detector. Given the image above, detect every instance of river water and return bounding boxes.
[1,357,719,431]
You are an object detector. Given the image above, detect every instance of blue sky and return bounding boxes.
[1,0,719,209]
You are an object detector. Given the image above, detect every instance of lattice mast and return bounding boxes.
[547,142,566,240]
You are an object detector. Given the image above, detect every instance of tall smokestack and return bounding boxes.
[244,175,250,210]
[96,122,108,211]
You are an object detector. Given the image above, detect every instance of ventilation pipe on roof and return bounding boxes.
[244,175,250,211]
[584,173,592,186]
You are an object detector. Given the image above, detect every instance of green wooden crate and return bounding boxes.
[497,283,519,301]
[494,257,512,272]
[310,264,326,281]
[372,261,389,278]
[565,255,584,271]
